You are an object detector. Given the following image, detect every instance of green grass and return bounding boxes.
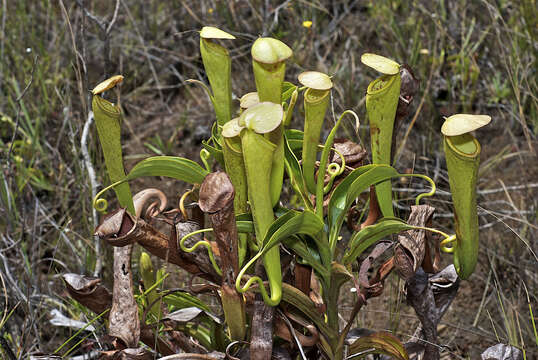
[0,0,536,358]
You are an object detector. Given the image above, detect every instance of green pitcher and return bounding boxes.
[441,113,491,279]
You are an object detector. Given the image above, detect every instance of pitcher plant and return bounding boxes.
[441,114,491,279]
[362,53,402,217]
[62,27,494,360]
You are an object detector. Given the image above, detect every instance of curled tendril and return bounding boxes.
[316,109,359,217]
[93,179,126,213]
[399,173,437,205]
[179,228,222,276]
[179,188,194,219]
[323,147,346,194]
[235,248,279,306]
[411,225,456,254]
[200,148,212,172]
[439,234,457,253]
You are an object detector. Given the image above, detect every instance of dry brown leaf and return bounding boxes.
[63,273,112,315]
[394,205,435,280]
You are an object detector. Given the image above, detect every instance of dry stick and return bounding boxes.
[58,0,86,115]
[121,0,168,113]
[74,0,120,77]
[80,112,102,276]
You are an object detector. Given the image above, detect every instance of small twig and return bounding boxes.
[74,0,120,77]
[80,111,102,276]
[106,0,121,34]
[121,0,168,112]
[277,309,307,360]
[74,0,105,30]
[6,55,38,166]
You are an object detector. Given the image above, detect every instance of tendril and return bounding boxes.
[179,188,194,219]
[439,234,457,253]
[399,173,437,205]
[412,226,456,254]
[93,179,127,213]
[200,148,211,172]
[316,109,358,218]
[323,147,346,194]
[179,228,222,276]
[235,250,278,306]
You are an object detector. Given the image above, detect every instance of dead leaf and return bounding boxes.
[330,139,367,167]
[49,309,95,331]
[274,310,319,347]
[481,344,523,360]
[63,273,112,315]
[394,205,435,280]
[95,209,219,283]
[132,188,167,219]
[198,171,239,285]
[405,265,460,360]
[250,297,275,360]
[99,348,153,360]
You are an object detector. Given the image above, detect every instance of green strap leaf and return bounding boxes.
[328,164,400,249]
[284,128,304,152]
[125,156,209,184]
[261,209,323,250]
[282,81,298,102]
[280,283,336,340]
[283,235,328,279]
[342,219,415,265]
[327,164,377,239]
[235,210,323,306]
[162,291,212,313]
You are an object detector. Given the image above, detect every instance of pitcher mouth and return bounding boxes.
[367,73,398,96]
[93,95,121,117]
[445,133,481,158]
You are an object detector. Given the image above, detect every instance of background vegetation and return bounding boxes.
[0,0,536,358]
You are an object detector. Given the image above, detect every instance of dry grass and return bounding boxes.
[0,0,536,358]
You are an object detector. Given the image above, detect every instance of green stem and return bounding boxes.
[179,228,222,276]
[316,110,359,220]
